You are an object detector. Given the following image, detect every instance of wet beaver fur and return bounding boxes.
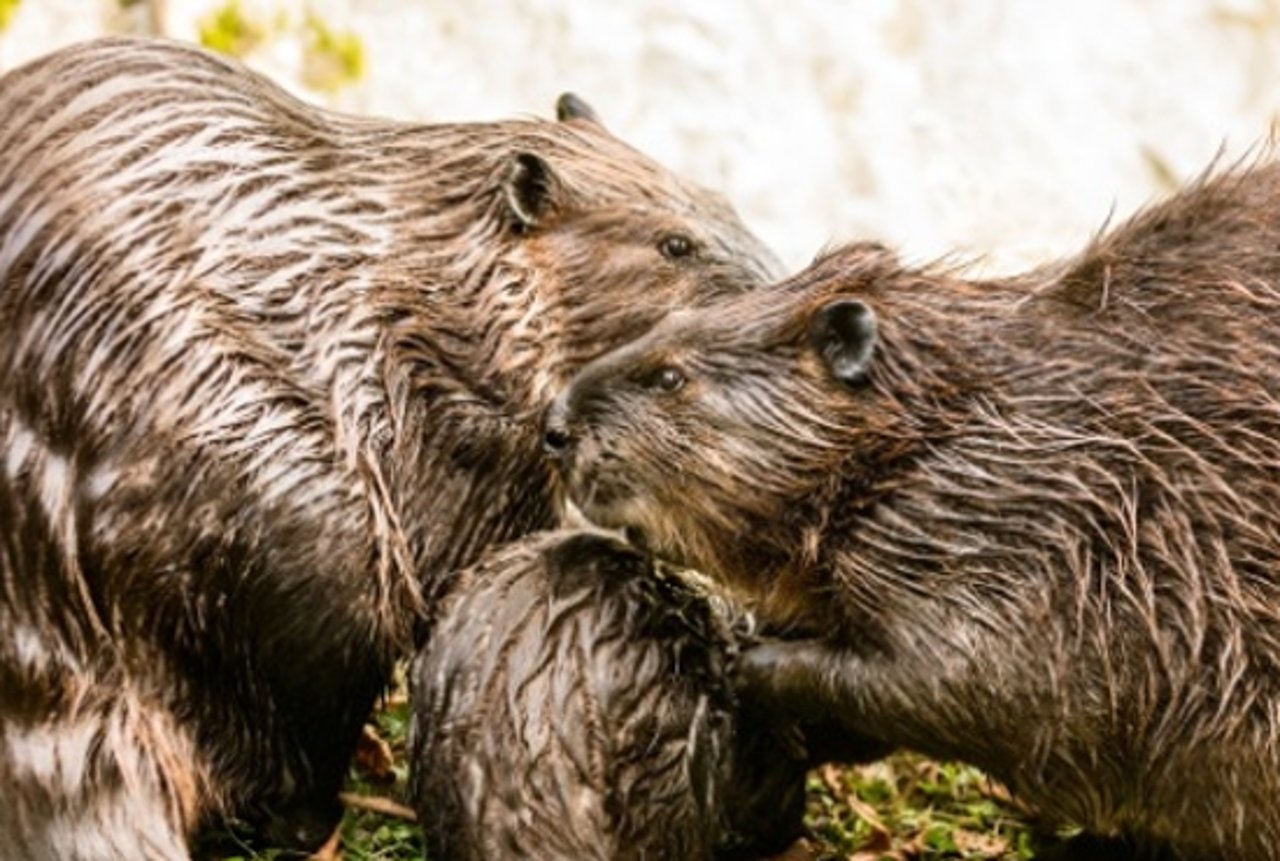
[546,160,1280,859]
[409,530,808,860]
[0,36,778,857]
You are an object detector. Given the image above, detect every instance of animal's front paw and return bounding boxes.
[739,639,892,764]
[737,639,834,719]
[259,793,345,855]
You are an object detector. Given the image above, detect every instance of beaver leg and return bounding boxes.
[738,639,869,726]
[268,652,393,850]
[737,637,981,757]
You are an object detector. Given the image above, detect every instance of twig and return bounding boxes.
[306,827,343,861]
[338,791,418,822]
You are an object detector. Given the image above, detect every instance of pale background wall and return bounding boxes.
[3,0,1280,274]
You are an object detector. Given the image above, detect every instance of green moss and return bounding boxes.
[209,684,1060,859]
[803,756,1043,859]
[198,0,265,58]
[339,807,423,861]
[301,12,365,92]
[0,0,22,33]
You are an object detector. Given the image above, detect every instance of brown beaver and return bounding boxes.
[409,529,809,861]
[0,36,778,856]
[545,160,1280,859]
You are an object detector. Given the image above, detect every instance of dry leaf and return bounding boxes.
[353,723,395,784]
[845,795,891,839]
[849,849,903,861]
[954,828,1011,855]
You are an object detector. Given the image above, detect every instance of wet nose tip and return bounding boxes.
[542,425,573,457]
[542,389,576,458]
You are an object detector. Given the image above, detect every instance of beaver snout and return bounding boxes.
[542,425,573,456]
[540,394,575,457]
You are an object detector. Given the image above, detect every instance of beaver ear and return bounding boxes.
[809,299,877,385]
[504,153,563,230]
[555,92,603,126]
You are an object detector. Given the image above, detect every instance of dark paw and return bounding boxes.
[737,639,845,723]
[739,640,892,765]
[259,793,344,853]
[194,794,344,858]
[737,641,808,708]
[1032,832,1175,861]
[800,716,893,766]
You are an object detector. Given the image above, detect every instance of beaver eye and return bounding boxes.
[659,234,695,260]
[649,366,686,393]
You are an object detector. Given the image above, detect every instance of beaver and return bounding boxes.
[0,36,778,856]
[409,529,809,861]
[544,160,1280,859]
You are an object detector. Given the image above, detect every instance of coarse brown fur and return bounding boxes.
[409,529,808,861]
[0,36,778,857]
[549,159,1280,859]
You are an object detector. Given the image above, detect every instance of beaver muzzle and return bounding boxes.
[540,394,575,458]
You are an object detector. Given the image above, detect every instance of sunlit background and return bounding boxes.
[5,4,1279,856]
[4,0,1280,273]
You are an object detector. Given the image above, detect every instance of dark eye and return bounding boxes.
[650,366,686,393]
[659,234,695,260]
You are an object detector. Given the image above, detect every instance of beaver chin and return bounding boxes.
[566,486,665,556]
[561,470,711,573]
[570,490,638,534]
[564,468,627,523]
[598,502,703,574]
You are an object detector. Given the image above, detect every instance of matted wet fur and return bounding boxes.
[548,159,1280,859]
[409,529,807,861]
[0,36,778,857]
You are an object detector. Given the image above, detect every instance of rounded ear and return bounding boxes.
[555,92,602,126]
[808,299,877,385]
[504,152,563,231]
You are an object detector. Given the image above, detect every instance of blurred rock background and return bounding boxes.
[3,0,1280,273]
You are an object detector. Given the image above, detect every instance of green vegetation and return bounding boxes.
[805,756,1042,859]
[301,12,365,92]
[335,813,422,860]
[212,693,1055,860]
[196,2,365,92]
[338,697,424,860]
[198,0,265,58]
[0,0,21,33]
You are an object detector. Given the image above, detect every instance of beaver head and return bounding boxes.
[545,162,1280,861]
[542,243,949,629]
[398,93,783,414]
[409,530,808,860]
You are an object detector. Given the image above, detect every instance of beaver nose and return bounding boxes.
[543,424,573,457]
[541,397,575,458]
